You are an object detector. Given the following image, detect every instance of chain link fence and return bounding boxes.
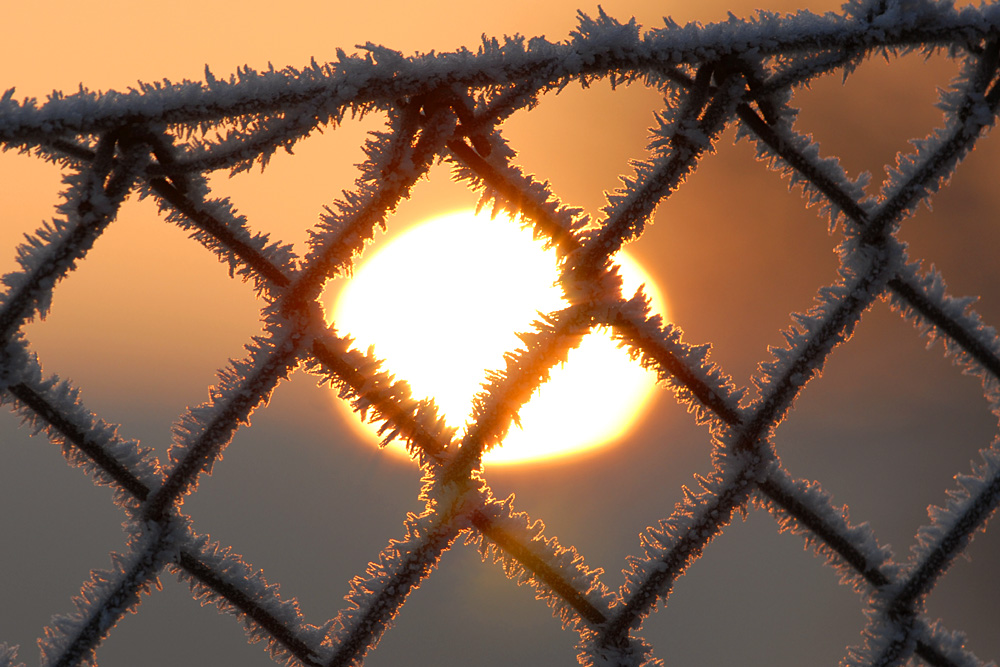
[1,1,998,665]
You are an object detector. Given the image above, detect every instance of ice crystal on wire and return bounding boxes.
[0,645,23,667]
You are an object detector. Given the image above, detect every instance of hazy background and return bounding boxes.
[1,1,998,665]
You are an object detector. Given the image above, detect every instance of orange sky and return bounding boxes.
[0,0,952,419]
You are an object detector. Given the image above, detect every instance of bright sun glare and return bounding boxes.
[329,209,667,466]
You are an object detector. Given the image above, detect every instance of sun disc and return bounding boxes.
[328,209,667,466]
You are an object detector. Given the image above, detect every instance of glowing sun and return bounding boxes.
[328,209,667,466]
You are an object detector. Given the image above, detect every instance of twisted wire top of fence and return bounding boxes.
[1,0,999,665]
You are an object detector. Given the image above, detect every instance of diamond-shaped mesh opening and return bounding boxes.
[19,202,264,458]
[640,510,866,666]
[775,303,997,550]
[480,393,703,594]
[1,3,999,667]
[360,545,581,667]
[95,577,280,667]
[631,126,841,389]
[497,82,668,222]
[789,51,962,184]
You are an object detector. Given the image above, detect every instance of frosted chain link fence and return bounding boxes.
[1,0,999,665]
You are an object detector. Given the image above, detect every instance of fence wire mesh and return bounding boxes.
[1,1,999,665]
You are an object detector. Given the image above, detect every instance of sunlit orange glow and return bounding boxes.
[328,209,667,465]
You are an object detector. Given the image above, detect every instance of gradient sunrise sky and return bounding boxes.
[1,1,998,665]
